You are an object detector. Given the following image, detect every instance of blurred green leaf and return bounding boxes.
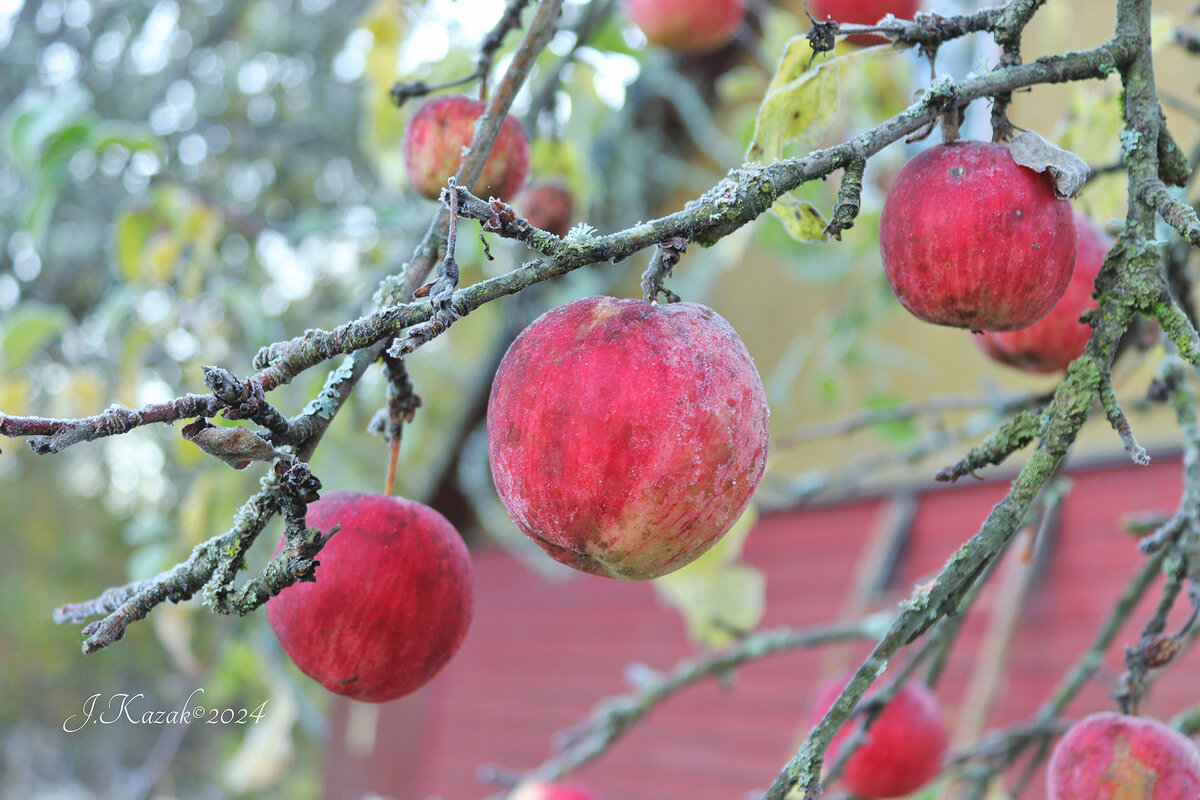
[747,37,883,243]
[864,392,920,445]
[654,507,765,649]
[114,209,159,282]
[769,198,828,243]
[1,88,90,175]
[588,16,643,56]
[0,302,73,368]
[87,120,162,155]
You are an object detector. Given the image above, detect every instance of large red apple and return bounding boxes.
[879,141,1077,332]
[265,490,474,703]
[810,673,949,799]
[810,0,921,46]
[974,213,1110,373]
[402,95,529,202]
[486,296,769,581]
[1047,712,1200,799]
[626,0,745,53]
[510,781,604,800]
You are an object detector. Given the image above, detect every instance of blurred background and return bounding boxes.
[2,0,1200,798]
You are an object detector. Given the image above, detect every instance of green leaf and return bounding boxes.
[40,122,92,176]
[864,392,920,445]
[113,209,158,282]
[770,197,829,243]
[1,88,90,175]
[87,120,161,156]
[746,37,884,243]
[0,302,73,369]
[654,507,765,649]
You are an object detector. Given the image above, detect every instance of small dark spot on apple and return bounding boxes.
[342,676,359,684]
[792,111,800,120]
[1032,243,1041,249]
[948,166,964,178]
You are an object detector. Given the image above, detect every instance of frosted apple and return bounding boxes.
[879,141,1077,332]
[1047,712,1200,799]
[810,0,921,46]
[974,213,1110,373]
[402,95,529,202]
[626,0,745,53]
[266,491,474,703]
[487,297,769,581]
[510,781,604,800]
[520,182,575,237]
[811,674,948,799]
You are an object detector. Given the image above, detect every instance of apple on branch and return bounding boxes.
[974,212,1111,373]
[402,94,530,202]
[510,781,604,800]
[810,672,949,799]
[519,181,575,237]
[809,0,921,46]
[266,491,474,703]
[486,296,769,581]
[1047,712,1200,799]
[879,140,1077,332]
[625,0,745,53]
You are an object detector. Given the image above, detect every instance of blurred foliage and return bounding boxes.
[654,505,765,650]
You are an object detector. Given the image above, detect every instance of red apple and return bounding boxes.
[879,140,1077,332]
[402,95,530,202]
[810,673,948,799]
[1047,712,1200,799]
[626,0,745,53]
[520,182,575,237]
[265,490,474,703]
[810,0,921,46]
[486,296,769,581]
[510,781,604,800]
[974,213,1110,373]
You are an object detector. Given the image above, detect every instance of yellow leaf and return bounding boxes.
[113,209,157,282]
[222,678,299,794]
[360,0,409,186]
[747,37,884,243]
[142,231,182,284]
[654,507,765,649]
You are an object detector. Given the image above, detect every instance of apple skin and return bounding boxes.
[811,674,949,799]
[265,490,474,703]
[402,95,530,202]
[879,141,1077,332]
[626,0,745,53]
[1047,712,1200,799]
[486,297,769,581]
[974,213,1110,373]
[520,182,575,237]
[810,0,921,46]
[510,781,604,800]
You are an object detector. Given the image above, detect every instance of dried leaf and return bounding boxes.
[1008,130,1088,198]
[181,418,280,470]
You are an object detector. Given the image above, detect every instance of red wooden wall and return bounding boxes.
[323,456,1199,800]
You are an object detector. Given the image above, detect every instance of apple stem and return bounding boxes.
[385,436,400,497]
[640,237,687,303]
